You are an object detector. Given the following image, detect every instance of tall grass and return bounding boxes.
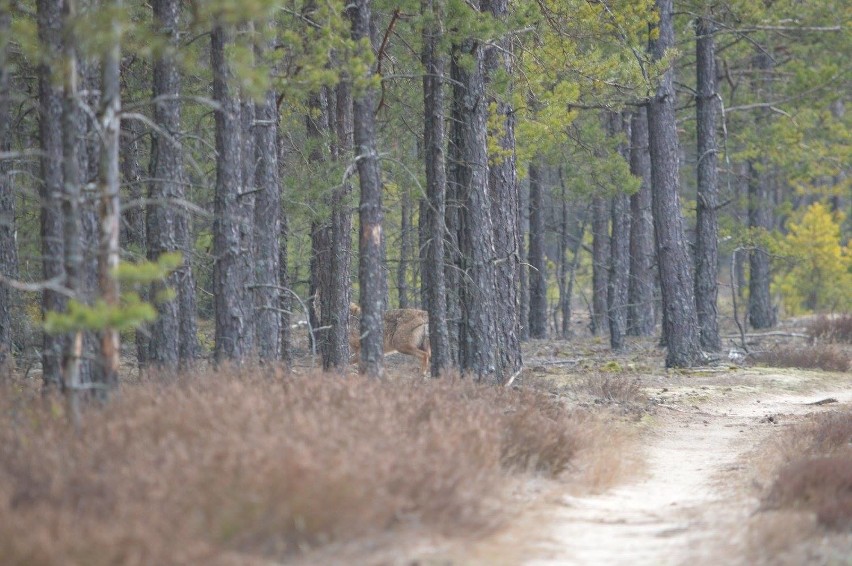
[0,368,590,564]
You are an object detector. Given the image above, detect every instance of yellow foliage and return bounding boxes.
[773,202,852,315]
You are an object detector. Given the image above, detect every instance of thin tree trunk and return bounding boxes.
[647,0,702,367]
[445,84,462,367]
[422,0,451,375]
[119,112,148,368]
[591,195,609,335]
[61,0,84,395]
[748,161,775,328]
[694,16,721,351]
[0,8,18,368]
[484,0,522,378]
[609,113,631,350]
[528,161,547,338]
[397,189,410,308]
[627,108,656,336]
[350,0,384,377]
[518,177,529,341]
[146,0,182,369]
[253,32,282,362]
[212,23,252,362]
[97,8,121,392]
[37,0,66,391]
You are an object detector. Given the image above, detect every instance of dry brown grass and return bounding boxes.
[808,314,852,344]
[0,368,592,565]
[749,344,850,372]
[746,409,852,563]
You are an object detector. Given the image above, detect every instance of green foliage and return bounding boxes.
[773,202,852,315]
[43,254,183,335]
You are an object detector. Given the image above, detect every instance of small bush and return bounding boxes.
[808,314,852,344]
[764,456,852,531]
[0,369,589,564]
[749,345,850,372]
[580,373,643,405]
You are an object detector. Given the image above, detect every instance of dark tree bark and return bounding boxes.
[37,0,66,391]
[528,161,547,339]
[60,0,85,392]
[146,0,182,369]
[694,16,721,351]
[647,0,702,367]
[451,36,498,381]
[119,112,149,368]
[212,23,253,362]
[0,8,18,367]
[627,108,656,336]
[350,0,384,378]
[445,87,462,366]
[518,180,529,341]
[322,81,353,372]
[484,0,522,378]
[397,189,410,309]
[609,114,631,350]
[96,12,121,391]
[253,33,282,362]
[421,0,451,375]
[591,195,610,335]
[748,160,775,329]
[609,192,631,350]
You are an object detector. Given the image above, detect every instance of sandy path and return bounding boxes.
[526,381,852,566]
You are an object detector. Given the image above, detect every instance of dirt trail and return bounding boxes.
[526,374,852,566]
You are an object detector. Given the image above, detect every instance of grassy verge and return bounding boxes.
[0,367,605,565]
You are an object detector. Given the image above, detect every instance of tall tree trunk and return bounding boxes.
[647,0,702,367]
[350,0,384,378]
[0,7,18,368]
[627,108,656,336]
[253,94,281,361]
[119,113,148,368]
[397,189,410,308]
[591,195,609,335]
[518,179,530,341]
[37,0,66,391]
[747,51,776,330]
[146,0,182,369]
[694,16,721,351]
[748,161,775,328]
[421,0,451,375]
[609,114,631,350]
[445,87,462,366]
[61,0,84,394]
[97,8,121,392]
[484,0,522,378]
[253,31,282,362]
[212,23,252,362]
[451,37,498,381]
[322,82,353,371]
[528,161,547,338]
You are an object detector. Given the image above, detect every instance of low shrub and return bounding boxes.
[764,456,852,531]
[0,368,588,564]
[749,345,850,372]
[808,314,852,344]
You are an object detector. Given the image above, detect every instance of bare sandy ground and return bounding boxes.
[401,366,852,566]
[523,369,852,566]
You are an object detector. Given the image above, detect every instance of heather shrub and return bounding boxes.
[0,369,587,564]
[808,314,852,344]
[749,345,850,372]
[761,410,852,532]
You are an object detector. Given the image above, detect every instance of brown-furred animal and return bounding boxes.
[348,304,431,374]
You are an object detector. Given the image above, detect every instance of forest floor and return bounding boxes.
[322,329,852,566]
[423,366,852,566]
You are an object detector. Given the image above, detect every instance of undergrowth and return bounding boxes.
[761,410,852,531]
[749,345,850,372]
[0,368,592,565]
[808,314,852,344]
